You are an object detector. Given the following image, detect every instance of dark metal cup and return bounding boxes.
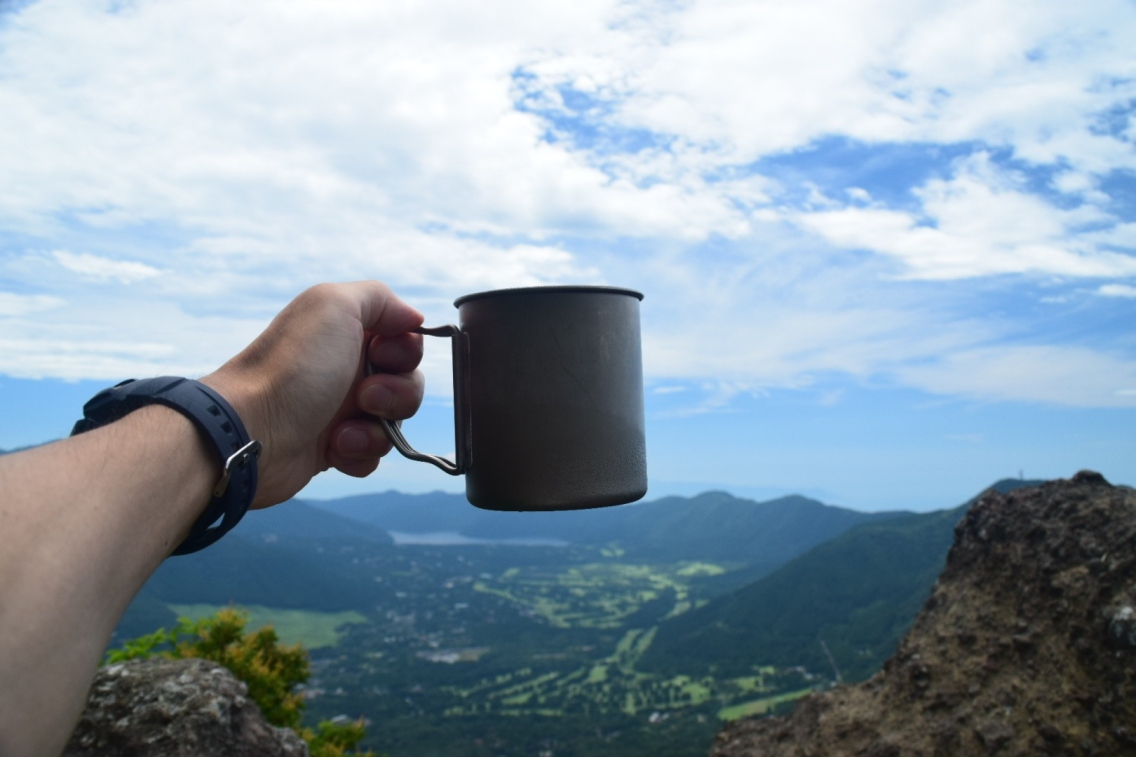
[376,286,647,512]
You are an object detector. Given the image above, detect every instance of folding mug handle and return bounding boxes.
[365,324,466,476]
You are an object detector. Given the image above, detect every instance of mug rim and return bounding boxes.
[454,285,644,307]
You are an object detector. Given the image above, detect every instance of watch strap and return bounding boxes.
[71,376,260,555]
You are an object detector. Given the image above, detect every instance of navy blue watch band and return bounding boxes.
[71,377,261,556]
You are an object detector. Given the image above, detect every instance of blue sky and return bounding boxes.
[1,0,1133,511]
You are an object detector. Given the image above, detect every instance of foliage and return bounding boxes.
[107,607,373,755]
[302,718,371,757]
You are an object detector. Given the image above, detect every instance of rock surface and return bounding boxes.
[710,472,1136,757]
[64,657,308,757]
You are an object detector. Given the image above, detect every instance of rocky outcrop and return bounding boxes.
[65,657,308,756]
[711,472,1136,757]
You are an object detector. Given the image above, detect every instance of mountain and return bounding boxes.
[115,533,384,640]
[310,489,906,569]
[710,473,1136,757]
[113,505,394,641]
[114,488,906,645]
[234,499,394,544]
[308,490,482,534]
[640,479,1043,683]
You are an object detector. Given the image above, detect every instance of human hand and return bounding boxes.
[200,281,425,508]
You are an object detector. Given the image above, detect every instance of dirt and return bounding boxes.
[710,471,1136,757]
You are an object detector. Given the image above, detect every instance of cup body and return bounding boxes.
[455,286,646,511]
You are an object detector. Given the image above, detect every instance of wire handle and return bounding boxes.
[367,324,465,476]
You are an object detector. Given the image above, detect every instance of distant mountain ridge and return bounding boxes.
[308,489,906,570]
[116,488,911,641]
[237,500,394,544]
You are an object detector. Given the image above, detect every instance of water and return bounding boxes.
[388,531,569,547]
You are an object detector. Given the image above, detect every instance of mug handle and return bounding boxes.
[367,324,467,476]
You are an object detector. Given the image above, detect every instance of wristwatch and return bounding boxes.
[71,376,261,555]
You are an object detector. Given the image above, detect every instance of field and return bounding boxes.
[168,604,369,649]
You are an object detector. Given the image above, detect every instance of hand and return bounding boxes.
[200,281,425,508]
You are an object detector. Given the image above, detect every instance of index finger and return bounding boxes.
[338,278,424,334]
[347,280,425,337]
[333,277,424,336]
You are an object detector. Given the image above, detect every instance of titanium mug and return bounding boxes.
[371,285,647,512]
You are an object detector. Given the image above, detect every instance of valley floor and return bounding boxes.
[176,540,822,757]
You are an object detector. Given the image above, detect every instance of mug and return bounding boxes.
[373,285,647,512]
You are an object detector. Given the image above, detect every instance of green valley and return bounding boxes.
[113,485,1032,756]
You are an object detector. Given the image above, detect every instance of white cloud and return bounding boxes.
[520,0,1136,169]
[0,0,1134,411]
[0,0,745,256]
[1099,284,1136,298]
[52,250,160,284]
[895,345,1136,407]
[0,295,264,380]
[0,292,65,316]
[796,155,1136,280]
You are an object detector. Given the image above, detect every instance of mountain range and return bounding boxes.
[117,488,902,639]
[306,489,903,573]
[117,481,1038,686]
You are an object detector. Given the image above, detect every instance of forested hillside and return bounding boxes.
[641,479,1042,682]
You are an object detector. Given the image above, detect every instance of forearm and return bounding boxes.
[0,281,425,757]
[0,406,216,757]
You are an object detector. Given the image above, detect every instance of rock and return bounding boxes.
[711,472,1136,757]
[975,720,1015,753]
[64,657,309,757]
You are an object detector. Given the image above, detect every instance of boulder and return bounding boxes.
[64,657,308,756]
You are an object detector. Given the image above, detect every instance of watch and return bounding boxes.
[71,376,261,555]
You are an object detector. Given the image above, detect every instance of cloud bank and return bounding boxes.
[0,0,1133,407]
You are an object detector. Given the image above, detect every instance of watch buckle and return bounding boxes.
[213,439,262,499]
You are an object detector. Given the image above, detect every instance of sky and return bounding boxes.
[0,0,1133,512]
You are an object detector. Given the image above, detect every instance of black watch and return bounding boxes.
[71,377,261,555]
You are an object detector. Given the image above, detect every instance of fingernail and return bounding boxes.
[337,427,369,455]
[361,384,392,415]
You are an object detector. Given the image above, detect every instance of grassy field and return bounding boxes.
[168,603,368,648]
[436,623,811,721]
[472,560,720,629]
[717,687,816,720]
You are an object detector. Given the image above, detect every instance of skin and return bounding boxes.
[0,281,426,757]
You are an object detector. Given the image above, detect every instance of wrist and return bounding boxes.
[72,377,261,554]
[199,367,275,507]
[198,371,268,452]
